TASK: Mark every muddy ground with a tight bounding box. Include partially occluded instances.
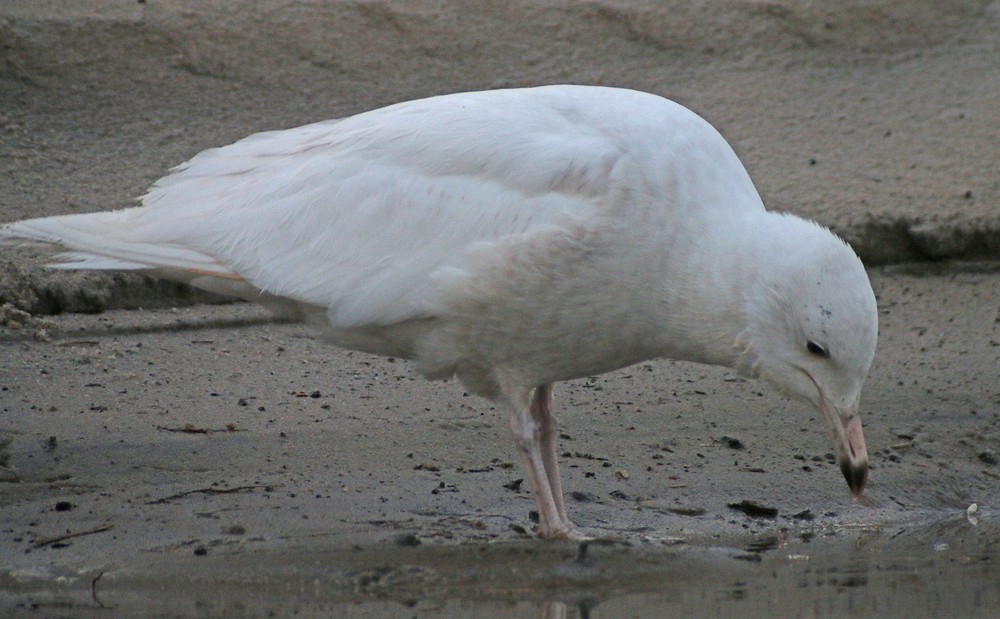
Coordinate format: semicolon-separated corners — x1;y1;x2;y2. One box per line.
1;1;998;616
1;268;998;616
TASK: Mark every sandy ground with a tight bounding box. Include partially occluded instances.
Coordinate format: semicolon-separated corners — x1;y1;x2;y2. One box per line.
1;268;998;615
1;1;999;616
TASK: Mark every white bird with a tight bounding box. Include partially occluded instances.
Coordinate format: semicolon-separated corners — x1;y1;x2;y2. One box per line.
1;85;877;539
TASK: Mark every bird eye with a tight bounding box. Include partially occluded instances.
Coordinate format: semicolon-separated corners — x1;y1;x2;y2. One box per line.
806;341;828;357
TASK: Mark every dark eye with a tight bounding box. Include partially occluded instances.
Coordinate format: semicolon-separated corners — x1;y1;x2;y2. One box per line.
806;341;828;357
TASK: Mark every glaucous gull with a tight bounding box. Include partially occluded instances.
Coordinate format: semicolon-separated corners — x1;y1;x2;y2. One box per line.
1;86;877;539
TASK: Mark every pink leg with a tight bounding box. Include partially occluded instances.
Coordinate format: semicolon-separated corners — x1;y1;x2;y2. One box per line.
531;384;570;524
508;384;581;539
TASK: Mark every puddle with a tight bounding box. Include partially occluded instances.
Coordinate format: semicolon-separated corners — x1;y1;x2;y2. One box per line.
3;513;997;617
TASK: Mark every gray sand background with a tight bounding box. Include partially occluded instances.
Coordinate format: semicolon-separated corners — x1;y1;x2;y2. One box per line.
1;1;998;616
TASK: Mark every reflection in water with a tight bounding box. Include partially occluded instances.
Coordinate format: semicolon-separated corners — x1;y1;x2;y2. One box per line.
543;600;598;619
542;601;566;619
11;514;996;617
533;515;998;618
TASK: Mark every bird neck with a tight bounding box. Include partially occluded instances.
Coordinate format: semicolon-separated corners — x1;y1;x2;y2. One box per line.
653;210;777;372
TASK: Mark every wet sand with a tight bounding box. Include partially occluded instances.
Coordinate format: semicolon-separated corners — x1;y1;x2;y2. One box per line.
1;1;999;616
5;516;1000;617
2;268;998;615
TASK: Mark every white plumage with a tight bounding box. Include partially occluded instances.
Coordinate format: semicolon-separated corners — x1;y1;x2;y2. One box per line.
1;85;878;538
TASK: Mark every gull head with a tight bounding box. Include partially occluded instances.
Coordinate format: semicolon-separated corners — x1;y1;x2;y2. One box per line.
738;215;878;497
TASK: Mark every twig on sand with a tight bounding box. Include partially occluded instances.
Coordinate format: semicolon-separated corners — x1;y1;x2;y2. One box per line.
155;423;239;434
91;571;109;608
146;484;267;505
33;524;113;548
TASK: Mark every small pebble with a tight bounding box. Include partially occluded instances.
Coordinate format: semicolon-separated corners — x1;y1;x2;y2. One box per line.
720;436;745;450
394;533;421;547
503;479;523;491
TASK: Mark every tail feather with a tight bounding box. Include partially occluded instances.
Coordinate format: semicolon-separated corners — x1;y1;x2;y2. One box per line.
48;251;152;271
0;210;238;279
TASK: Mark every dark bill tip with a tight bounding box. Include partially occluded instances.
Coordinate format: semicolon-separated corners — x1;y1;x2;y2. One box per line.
841;458;868;498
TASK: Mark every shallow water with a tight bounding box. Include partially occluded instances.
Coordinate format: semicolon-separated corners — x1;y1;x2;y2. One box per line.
5;513;997;618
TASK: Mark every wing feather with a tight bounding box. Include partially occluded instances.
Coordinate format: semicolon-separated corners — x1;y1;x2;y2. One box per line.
127;88;635;327
4;86;762;331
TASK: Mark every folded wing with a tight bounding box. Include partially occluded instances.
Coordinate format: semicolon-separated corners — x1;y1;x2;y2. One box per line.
2;87;633;328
